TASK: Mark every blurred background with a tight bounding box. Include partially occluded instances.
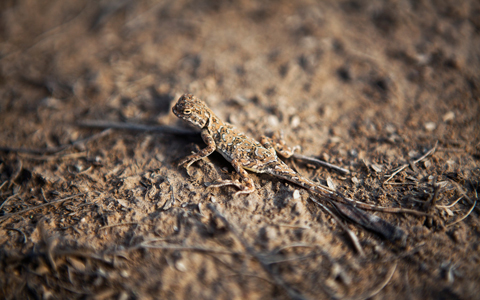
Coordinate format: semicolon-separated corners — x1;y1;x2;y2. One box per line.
1;1;479;299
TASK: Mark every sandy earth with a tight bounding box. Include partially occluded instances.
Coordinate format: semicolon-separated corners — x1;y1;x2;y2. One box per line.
0;0;479;299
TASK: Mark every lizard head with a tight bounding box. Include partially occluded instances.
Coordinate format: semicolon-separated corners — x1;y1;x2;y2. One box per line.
172;94;209;129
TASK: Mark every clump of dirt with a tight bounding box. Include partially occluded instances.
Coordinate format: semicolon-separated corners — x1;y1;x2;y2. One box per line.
0;0;479;299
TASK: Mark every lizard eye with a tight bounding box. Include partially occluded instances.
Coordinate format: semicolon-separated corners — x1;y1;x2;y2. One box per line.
183;109;192;115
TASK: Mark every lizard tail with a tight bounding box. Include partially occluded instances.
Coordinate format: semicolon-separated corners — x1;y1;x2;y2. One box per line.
265;161;407;242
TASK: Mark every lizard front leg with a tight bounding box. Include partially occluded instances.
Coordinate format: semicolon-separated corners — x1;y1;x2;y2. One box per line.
209;158;256;196
178;129;216;174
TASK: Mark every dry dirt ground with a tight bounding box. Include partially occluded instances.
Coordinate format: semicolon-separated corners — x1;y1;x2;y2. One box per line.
1;0;480;299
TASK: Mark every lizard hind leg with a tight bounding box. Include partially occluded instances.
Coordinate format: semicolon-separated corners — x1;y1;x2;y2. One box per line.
260;131;300;158
208;158;256;196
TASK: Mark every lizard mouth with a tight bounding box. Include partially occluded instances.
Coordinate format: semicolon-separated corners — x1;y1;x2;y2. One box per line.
172;103;182;117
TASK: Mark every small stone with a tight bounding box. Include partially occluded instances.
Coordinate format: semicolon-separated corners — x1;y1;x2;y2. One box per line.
120;270;130;278
293;190;301;199
444;207;454;217
370;163;383;173
267;115;279;128
326;177;336;189
290;115;301;128
424;160;432;168
385;124;396;134
424;122;436;131
443;111;455;122
175;261;187;272
408;150;419;158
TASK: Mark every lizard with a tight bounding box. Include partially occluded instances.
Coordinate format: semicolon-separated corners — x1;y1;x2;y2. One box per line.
172;93;419;241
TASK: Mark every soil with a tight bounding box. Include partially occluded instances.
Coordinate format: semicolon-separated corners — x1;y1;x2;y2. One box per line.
1;0;480;299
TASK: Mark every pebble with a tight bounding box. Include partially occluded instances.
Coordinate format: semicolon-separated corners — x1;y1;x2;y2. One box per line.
424;122;436;131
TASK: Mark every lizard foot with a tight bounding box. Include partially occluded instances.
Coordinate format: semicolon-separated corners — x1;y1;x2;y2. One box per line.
178;159;194;176
208;179;255;196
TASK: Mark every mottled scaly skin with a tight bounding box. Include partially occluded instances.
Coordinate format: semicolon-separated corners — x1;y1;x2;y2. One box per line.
173;93;334;196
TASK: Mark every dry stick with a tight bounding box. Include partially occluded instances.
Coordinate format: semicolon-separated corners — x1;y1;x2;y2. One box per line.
437;196;463;209
0;181;7;192
0;129;112;155
207;203;311;300
309;179;428;216
309;197;365;257
0;193;83;223
0;192;20;211
137;243;242;256
447;199;477;227
384;141;438;184
320;186;430;216
292;153;350;175
449;179;476;205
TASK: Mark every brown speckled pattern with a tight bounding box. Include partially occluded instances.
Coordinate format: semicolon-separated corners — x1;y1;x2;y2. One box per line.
173;93;328;196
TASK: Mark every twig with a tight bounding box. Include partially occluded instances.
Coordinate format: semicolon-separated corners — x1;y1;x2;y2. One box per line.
383;164;409;184
437;196;463;209
0;181;7;191
321;188;429;216
0;193;83;223
309;197;365;256
292;153;350;175
0;192;20;211
137;243;241;256
449;179;475;205
447;199;477;227
384;141;438;184
413;141;438;164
